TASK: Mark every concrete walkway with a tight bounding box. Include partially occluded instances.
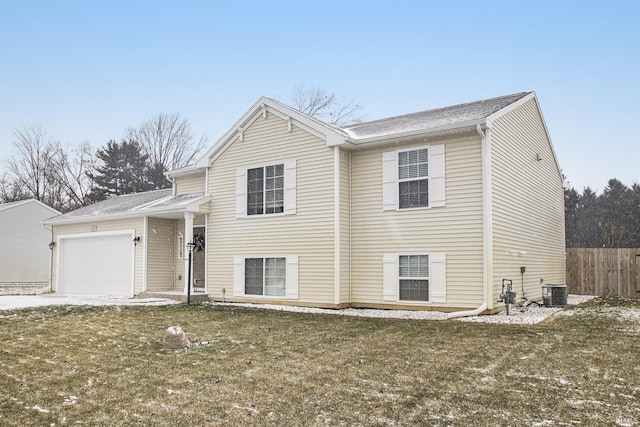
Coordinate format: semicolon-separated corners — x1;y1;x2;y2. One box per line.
0;294;179;311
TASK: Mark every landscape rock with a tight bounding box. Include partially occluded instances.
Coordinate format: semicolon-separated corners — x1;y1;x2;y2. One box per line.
163;326;189;349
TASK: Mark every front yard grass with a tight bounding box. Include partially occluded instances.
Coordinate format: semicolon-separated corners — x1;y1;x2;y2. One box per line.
1;298;639;426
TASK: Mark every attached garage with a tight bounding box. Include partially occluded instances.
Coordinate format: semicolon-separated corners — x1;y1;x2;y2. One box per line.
59;232;134;297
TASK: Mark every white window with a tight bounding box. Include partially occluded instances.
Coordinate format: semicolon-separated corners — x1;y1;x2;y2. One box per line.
399;255;429;301
398;149;429;209
247;164;284;215
244;257;286;296
236;160;296;218
383;252;446;303
233;255;298;299
177;233;184;259
383;144;445;210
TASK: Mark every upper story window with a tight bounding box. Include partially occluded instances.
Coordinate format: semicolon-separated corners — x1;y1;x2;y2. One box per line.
398;148;429;209
382;144;445;211
236;160;296;218
247;164;284;215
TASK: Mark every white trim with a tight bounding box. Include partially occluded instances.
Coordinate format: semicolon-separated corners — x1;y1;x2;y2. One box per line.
57;229;136;298
334;146;340;305
0;198;60;216
183;212;194;294
205;167;209;197
489;92;563;186
236;159;296;218
346;120;484;146
204;213;208;294
142;216;148;292
485;92;535;125
383;252;446;304
44;195;211;226
177;233;184;260
233;255;298;299
196;97;347;168
480;124;493;310
384;143;445;211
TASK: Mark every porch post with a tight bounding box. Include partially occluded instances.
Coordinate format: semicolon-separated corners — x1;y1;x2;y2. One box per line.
183;211;194;294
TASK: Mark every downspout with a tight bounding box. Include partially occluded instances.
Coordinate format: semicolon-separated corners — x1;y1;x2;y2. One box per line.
448;123;492;319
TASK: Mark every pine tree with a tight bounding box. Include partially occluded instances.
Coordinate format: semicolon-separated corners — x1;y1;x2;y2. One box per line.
88;139;168;202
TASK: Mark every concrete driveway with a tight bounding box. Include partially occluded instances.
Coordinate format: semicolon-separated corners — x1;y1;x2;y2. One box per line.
0;294;179;311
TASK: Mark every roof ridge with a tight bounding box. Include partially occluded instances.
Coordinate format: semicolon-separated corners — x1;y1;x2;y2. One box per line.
343;92;531;130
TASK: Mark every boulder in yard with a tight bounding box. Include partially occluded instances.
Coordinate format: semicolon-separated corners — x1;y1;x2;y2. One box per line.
163;326;190;349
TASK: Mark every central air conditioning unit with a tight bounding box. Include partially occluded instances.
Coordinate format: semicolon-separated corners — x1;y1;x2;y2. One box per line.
542;284;568;307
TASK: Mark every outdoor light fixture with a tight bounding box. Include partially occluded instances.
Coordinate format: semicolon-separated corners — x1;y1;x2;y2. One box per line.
48;241;56;249
186;241;196;305
133;236;141;246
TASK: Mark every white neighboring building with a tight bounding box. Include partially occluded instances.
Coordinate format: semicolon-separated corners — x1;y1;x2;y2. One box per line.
0;199;60;290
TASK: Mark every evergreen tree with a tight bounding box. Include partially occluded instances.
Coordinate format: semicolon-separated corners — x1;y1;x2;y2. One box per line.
575;187;601;247
599;179;633;248
89;139;168;202
564;186;580;247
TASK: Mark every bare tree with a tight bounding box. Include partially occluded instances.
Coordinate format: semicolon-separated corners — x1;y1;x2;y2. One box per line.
126;113;208;171
287;84;365;126
6;124;58;206
2;125;98;212
0;172;29;203
49;141;97;211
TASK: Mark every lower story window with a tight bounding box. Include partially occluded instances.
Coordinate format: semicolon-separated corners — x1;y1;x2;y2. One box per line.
399;255;429;301
245;257;286;296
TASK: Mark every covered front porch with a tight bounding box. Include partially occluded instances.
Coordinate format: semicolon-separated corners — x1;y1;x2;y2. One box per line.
138;192;210;299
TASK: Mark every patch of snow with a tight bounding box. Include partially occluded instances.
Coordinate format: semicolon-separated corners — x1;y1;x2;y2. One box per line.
0;294;179;310
232;404;259;415
63;396;78;406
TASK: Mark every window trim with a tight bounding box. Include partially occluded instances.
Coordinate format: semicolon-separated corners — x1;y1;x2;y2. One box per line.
247;164;285;216
383;252;446;304
382;144;445;212
233;255;299;299
177;233;184;260
397;146;430;210
398;254;430;302
236;159;296;219
244;256;287;297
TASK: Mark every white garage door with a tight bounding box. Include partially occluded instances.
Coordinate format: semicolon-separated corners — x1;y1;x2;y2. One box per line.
60;233;133;297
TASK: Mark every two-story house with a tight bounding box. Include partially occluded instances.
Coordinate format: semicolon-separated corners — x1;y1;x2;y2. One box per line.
44;91;565;314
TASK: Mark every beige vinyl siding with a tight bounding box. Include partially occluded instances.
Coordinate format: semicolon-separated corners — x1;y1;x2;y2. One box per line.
350;135;485;309
146;218;176;291
490;98;565;306
175;173;206;195
207;111;336;305
339;149;351;304
51;218;144;294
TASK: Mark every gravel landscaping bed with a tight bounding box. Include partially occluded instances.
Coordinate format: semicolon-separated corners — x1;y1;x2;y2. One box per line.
213;294;597;324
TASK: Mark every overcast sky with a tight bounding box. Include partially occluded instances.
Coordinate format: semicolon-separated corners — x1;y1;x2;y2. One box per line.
1;1;637;192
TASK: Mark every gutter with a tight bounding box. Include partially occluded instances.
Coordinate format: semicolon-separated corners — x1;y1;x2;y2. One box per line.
447;123;491;319
344;119;485;147
42;195;212;226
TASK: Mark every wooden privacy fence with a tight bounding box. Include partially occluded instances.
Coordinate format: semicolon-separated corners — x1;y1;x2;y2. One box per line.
566;248;640;298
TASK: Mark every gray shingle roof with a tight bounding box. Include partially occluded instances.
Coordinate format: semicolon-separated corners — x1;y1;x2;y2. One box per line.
49;189;172;220
343;92;531;140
